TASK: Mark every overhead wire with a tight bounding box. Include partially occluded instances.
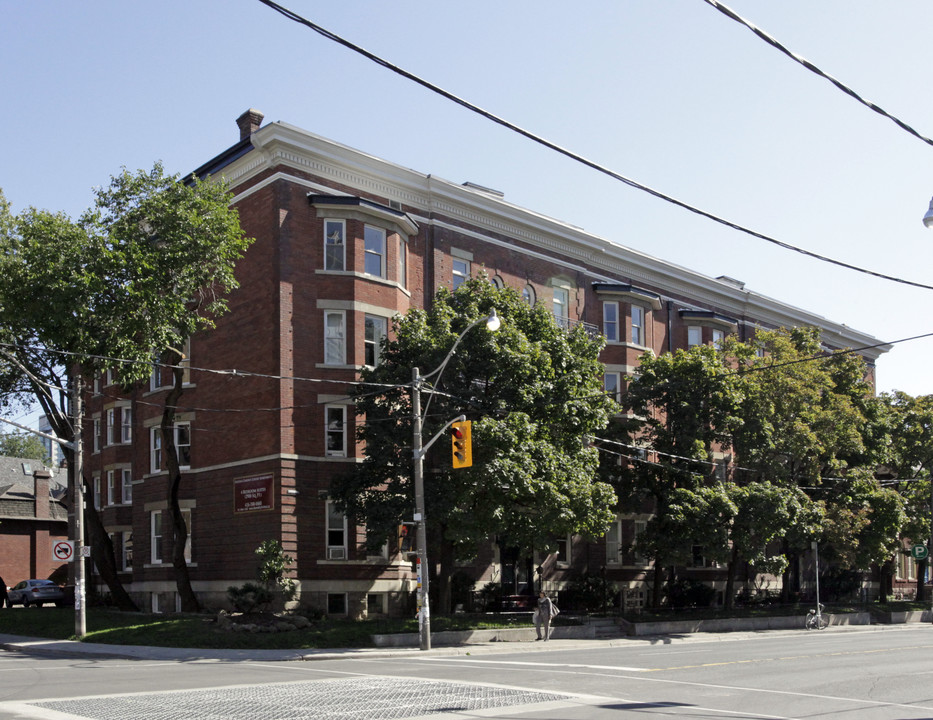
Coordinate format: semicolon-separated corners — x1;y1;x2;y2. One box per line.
256;0;933;292
702;0;933;149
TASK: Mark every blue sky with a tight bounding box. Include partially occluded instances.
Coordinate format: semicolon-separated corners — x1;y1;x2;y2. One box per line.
3;1;933;399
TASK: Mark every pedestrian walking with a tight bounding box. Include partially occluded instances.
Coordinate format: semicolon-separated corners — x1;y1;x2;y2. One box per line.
534;590;559;640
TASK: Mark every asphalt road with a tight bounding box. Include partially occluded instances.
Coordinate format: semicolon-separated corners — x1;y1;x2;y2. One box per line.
1;625;933;719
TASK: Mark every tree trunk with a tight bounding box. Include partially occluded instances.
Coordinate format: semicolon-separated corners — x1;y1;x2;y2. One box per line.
437;534;455;615
83;493;138;610
651;557;664;609
162;359;200;613
724;545;739;610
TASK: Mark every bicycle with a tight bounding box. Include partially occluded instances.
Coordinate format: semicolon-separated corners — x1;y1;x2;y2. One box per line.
805;602;827;630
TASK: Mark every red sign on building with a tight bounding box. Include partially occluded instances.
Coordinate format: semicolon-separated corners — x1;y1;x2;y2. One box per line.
234;474;275;513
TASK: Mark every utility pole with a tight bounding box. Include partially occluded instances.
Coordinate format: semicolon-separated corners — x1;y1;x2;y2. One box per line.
411;367;430;651
71;372;86;638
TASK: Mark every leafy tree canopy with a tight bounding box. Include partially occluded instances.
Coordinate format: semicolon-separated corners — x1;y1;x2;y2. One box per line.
0;430;49;463
331;277;618;559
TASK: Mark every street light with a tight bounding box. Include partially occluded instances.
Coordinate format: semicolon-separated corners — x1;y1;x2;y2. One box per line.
923;197;933;228
410;309;500;651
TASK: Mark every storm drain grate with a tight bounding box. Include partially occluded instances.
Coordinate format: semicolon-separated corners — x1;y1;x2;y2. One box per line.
34;676;567;720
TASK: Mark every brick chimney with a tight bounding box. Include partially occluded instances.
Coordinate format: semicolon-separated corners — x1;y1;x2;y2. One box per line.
34;468;51;520
236;109;264;141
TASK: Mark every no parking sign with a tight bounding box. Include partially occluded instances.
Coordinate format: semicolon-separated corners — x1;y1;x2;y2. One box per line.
52;540;74;563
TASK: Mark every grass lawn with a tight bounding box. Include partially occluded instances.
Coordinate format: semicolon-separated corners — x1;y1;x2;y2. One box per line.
0;608;535;650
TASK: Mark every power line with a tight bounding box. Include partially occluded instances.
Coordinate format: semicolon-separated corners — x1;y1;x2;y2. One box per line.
702;0;933;149
256;0;933;292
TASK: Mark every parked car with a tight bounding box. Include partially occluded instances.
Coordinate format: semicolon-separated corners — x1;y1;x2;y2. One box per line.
8;579;66;607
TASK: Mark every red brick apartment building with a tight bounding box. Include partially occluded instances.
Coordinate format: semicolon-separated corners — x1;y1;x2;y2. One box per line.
0;459;67;587
81;109;888;616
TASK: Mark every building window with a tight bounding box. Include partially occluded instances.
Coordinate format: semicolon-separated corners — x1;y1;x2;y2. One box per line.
605;517;622;564
150;428;162;473
604;372;621;403
121;407;133;443
150;423;190;472
93;417;101;453
327;593;348;615
325;405;346;457
633;520;647;565
150;511;163;564
367;593;386;615
552;287;569;328
106;409;115;446
687;326;702;347
121;469;133;504
324;219;345;271
364;315;387;367
522;285;536;305
603;302;619;342
106;470;115;506
93;476;101;510
631;305;645;346
555;535;571;566
324;311;346;365
712;328;724;347
326;500;347;560
176;423;191;468
364;225;386;277
452;258;470;290
181;508;192;564
398;238;407;288
122;532;133;571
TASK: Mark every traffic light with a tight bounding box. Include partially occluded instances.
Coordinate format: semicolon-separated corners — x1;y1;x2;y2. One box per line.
451;420;472;469
398;523;415;554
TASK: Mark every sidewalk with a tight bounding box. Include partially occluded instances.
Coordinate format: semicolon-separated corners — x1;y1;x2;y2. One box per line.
0;624;892;664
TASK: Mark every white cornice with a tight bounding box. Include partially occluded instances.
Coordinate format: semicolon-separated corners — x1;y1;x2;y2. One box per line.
217;122;889;360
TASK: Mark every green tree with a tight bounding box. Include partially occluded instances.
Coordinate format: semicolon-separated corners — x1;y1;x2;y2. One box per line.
612;344;743;608
0;166;251;612
0;431;50;463
873;391;933;600
331;278;617;612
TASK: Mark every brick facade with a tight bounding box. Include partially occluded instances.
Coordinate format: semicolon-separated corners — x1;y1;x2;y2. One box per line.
80;110;889;614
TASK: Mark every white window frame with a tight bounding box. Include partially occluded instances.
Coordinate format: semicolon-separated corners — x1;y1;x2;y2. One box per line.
631;305;646;346
121;407;133;443
522;285;536;305
326;500;347;560
93;417;101;453
687;325;702;347
150;510;163;564
324;219;346;271
604;372;621;403
712;328;725;347
363;225;386;278
175;422;191;469
93;476;101;510
122;532;133;571
106;408;115;446
364;314;387;367
398;237;407;288
324;311;346;366
552;287;569;328
452;258;470;290
325;405;347;457
106;470;115;506
150;427;162;473
605;516;622;564
603;302;619;342
121;468;133;504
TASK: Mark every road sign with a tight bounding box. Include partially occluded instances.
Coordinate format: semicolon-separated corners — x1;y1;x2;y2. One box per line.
911;544;929;560
52;540;74;562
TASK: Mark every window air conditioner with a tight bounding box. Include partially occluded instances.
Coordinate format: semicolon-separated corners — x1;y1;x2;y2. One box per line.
327;547;346;560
